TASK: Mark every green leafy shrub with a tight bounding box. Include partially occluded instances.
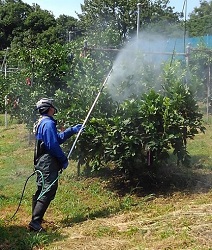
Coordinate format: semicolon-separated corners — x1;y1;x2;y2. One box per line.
76;83;205;178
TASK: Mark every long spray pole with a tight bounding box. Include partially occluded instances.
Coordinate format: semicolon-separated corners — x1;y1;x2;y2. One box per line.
67;68;113;159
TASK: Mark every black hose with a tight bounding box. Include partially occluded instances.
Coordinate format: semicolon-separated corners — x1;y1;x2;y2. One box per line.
6;171;36;222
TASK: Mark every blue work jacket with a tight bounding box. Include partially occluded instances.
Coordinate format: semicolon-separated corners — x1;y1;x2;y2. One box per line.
35;115;75;165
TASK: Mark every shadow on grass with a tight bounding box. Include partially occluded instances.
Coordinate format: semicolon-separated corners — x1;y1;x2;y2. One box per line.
81;158;212;197
189;154;212;169
0;224;67;250
0;194;7;199
59;159;212;228
60;206;119;227
108;164;212;197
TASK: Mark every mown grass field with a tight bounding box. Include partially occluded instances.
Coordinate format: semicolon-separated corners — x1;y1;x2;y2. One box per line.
0;114;211;250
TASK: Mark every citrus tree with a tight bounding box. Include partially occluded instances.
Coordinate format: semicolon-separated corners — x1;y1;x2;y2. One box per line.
73;60;205;178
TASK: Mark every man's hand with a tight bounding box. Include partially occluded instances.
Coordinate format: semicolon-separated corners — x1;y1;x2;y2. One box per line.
62;159;69;169
72;124;84;134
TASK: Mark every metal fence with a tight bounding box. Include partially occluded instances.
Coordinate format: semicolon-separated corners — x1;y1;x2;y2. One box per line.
165;35;212;54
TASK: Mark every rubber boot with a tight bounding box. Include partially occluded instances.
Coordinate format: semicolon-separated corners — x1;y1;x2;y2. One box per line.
29;200;50;232
32;194;37;214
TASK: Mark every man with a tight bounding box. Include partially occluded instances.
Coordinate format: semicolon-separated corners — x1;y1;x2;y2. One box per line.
29;98;82;232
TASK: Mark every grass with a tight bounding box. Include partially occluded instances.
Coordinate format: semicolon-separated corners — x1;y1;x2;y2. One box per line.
0;114;211;250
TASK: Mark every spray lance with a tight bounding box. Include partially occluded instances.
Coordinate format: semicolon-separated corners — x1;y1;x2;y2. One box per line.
34;68;113;202
38;68;113;199
67;67;113;159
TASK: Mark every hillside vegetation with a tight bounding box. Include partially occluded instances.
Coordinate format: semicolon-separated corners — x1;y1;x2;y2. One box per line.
0;115;211;250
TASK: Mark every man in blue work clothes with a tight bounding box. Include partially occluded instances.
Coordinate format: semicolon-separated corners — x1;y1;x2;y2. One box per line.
29;98;82;232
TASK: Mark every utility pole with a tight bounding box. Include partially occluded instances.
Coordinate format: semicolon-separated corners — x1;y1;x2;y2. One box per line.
31;57;35;85
2;48;9;128
185;44;191;88
4;95;8;128
207;62;211;121
83;40;88;57
137;3;142;39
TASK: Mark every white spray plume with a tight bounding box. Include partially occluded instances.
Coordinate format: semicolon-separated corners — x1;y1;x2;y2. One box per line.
106;31;179;102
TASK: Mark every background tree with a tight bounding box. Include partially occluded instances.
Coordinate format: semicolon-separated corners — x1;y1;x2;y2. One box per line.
187;0;212;37
187;45;212;106
56;15;80;43
20;8;57;48
0;0;80;50
0;0;32;49
78;0;182;47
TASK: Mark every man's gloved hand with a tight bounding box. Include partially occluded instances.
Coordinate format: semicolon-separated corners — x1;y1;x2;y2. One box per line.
62;158;69;169
72;124;83;134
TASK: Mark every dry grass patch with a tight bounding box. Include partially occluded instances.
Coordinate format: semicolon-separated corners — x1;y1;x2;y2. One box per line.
48;191;212;250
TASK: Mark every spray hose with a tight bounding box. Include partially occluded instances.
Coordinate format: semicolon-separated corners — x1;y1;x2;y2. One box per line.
7;171;36;221
7;68;113;221
7;169;59;221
